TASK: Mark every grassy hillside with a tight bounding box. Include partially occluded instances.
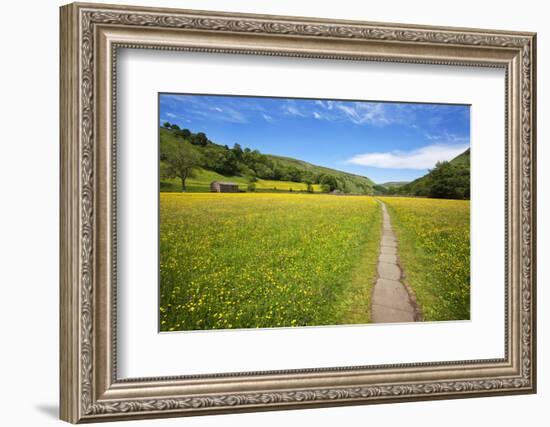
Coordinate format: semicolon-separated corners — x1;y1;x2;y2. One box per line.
267;154;375;193
398;149;470;199
380;181;409;188
374;181;410;195
449;148;470;167
160;168;248;193
160;126;373;194
160;168;323;193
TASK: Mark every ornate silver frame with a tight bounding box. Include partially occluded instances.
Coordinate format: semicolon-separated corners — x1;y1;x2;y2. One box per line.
60;2;537;423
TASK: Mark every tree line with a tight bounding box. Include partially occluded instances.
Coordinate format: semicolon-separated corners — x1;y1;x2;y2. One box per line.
376;157;470;200
160;122;372;194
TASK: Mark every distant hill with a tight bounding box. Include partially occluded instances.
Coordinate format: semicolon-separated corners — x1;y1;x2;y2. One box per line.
265;154;374;194
449;148;470;167
160;125;374;194
373;181;410;195
380;181;409;188
397;148;470;199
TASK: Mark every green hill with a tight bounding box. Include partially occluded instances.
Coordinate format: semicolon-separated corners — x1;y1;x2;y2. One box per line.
398;148;470;199
373;181;410;195
267;154;374;185
380;181;409;188
264;154;374;194
449;148;470;167
159;125;374;194
160;168;323;193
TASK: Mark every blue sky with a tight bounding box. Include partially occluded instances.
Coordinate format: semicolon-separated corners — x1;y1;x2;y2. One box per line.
159;94;470;183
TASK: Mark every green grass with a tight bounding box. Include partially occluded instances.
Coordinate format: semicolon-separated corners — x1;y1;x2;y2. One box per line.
160;167;323;193
160;193;382;331
159;127;373;194
266;154;374;190
254;179;322;192
380;197;470;321
160;168;249;192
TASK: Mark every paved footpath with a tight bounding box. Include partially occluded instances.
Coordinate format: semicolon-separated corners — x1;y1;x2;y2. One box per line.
371;202;416;323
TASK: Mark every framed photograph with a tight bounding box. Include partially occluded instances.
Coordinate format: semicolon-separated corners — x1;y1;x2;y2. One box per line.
60;2;537;423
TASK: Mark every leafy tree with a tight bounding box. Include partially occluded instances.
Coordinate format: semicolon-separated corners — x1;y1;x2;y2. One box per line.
395;150;470;199
175;128;191;139
272;167;284;181
159;124;378;194
203;148;239;176
233;143;243;159
320;174;338;192
373;184;389;195
427;161;470;199
306;182;314;193
191;132;208;147
247;182;256;192
161;139;202;191
340;178;350;193
286;167;302;183
254;163;273;179
163;121;171;128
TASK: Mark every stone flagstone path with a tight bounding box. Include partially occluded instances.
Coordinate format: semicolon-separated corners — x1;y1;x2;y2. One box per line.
371;201;416;323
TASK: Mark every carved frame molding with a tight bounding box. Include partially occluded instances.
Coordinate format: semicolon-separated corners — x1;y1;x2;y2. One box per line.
60;2;536;423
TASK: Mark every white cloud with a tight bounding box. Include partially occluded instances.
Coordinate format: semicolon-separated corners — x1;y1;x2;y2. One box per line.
424;131;469;144
315;100;334;110
205;106;247;123
347;143;469;169
223;108;247;123
262;113;274;122
163;112;191;123
311;100;390;125
283;104;306;117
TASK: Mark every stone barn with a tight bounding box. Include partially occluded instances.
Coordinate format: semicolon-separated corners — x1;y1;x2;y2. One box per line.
210;181;240;193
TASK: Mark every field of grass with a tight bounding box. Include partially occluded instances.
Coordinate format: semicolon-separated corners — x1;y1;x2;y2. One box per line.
160;193;382;331
380;197;470;321
160;168;248;192
160;167;322;193
254;179;322;192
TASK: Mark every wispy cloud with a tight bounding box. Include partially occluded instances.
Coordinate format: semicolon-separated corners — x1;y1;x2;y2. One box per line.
424;131;469;144
219;107;248;123
315;100;334;110
161;95;248;124
282;102;307;117
163;111;191;123
284;100;392;125
313;100;405;126
347;143;469;169
334;102;389;126
262;113;274;123
194;105;248;123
